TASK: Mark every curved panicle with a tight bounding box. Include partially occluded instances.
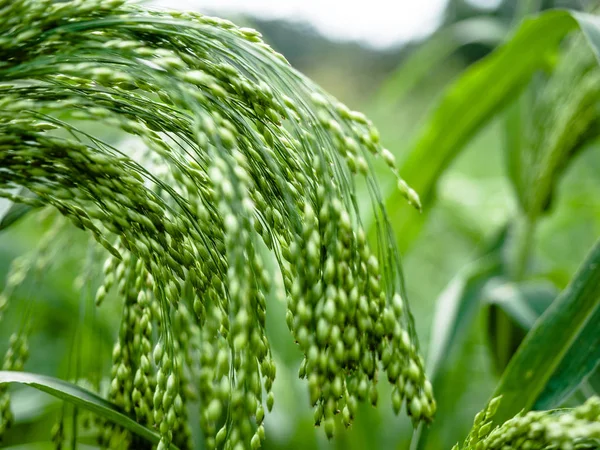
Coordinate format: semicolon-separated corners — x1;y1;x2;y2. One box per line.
0;1;433;449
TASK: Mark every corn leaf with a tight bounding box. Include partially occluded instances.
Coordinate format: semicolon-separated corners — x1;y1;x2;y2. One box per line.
491;237;600;424
0;371;177;449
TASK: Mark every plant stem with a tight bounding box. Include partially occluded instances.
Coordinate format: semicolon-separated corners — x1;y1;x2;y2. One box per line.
409;424;422;450
512;215;536;281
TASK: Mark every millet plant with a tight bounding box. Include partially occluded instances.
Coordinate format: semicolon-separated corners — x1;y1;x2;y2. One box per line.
0;1;598;450
0;0;432;448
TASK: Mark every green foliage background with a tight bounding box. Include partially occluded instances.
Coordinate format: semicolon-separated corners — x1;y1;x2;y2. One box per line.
1;0;600;448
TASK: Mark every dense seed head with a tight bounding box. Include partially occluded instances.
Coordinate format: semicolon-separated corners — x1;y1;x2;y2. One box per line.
0;0;434;446
456;396;600;450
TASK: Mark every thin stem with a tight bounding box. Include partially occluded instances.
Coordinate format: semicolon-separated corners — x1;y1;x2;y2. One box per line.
512;215;536;281
409;423;422;450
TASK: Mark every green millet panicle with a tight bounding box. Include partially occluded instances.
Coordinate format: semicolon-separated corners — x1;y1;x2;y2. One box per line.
0;0;434;447
455;396;600;450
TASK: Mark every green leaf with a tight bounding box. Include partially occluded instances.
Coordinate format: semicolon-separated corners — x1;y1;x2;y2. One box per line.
0;189;37;231
385;9;600;251
589;368;600;393
0;371;177;449
485;279;557;330
11;387;59;423
534;296;600;409
426;256;503;381
484;279;557;373
375;17;507;109
508;36;600;219
502;77;538;206
415;228;508;450
426;227;508;381
491;237;600;424
483;277;599;407
0;203;34;230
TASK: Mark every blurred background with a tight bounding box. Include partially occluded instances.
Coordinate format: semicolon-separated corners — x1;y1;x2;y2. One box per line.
2;0;600;449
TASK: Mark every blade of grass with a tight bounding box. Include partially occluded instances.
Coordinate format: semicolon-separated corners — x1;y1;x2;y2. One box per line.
534;300;600;409
491;237;600;424
483;277;598;407
0;371;178;449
